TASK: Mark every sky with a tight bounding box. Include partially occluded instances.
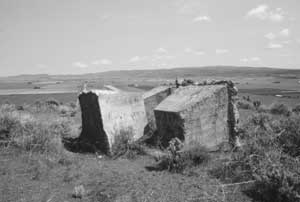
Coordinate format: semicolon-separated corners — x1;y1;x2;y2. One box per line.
0;0;300;76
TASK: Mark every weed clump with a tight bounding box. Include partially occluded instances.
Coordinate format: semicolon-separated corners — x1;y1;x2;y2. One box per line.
237;100;254;110
210;112;300;202
154;138;209;173
292;104;300;114
111;128;146;159
270;103;291;116
0;104;72;155
45;98;60;107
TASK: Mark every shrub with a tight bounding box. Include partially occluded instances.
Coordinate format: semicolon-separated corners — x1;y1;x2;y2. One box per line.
111;128;146;159
57;105;71;116
237;100;254;110
252;152;300;202
253;100;261;110
270;103;290;116
292;104;300;114
0;107;71;154
256;104;269;113
0;104;16;113
45;98;60;106
0;112;20;143
210;112;300;201
277;116;300;157
69;102;77;109
156;140;209;173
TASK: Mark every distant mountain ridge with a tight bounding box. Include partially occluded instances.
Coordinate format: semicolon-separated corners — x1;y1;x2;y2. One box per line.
1;66;300;82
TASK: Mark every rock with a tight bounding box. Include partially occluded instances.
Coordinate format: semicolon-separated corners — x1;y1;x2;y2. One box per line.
114;194;132;202
72;185;85;199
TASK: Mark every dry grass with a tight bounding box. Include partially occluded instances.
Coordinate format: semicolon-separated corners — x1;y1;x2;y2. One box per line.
0;102;253;202
1;97;299;202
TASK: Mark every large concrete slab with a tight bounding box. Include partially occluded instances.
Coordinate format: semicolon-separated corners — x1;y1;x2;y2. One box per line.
79;89;147;154
143;86;173;129
154;85;230;150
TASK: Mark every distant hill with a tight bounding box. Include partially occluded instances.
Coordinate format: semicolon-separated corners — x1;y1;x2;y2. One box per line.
1;66;300;82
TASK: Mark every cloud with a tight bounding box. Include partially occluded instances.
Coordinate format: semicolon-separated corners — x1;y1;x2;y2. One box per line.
246;5;285;22
175;0;203;15
152;55;175;61
264;29;290;41
92;59;112;65
216;49;229;54
193;16;212;22
73;62;88;69
240;58;249;63
184;48;192;53
36;64;47;70
240;57;261;63
282;40;290;44
194;51;205;55
100;59;112;65
279;28;289;37
264;32;276;40
156;47;168;54
129;56;147;63
267;43;283;49
184;48;205;55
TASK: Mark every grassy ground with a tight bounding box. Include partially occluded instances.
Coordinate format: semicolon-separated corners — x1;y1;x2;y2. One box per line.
0;93;299;202
0;101;254;202
0;147;253;202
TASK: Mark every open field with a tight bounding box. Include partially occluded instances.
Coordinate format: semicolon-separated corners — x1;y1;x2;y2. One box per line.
0;66;300;106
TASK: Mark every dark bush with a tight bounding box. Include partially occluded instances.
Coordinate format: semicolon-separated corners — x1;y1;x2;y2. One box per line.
253;100;261;110
0;107;70;154
111;128;146;159
252;152;300;202
270;103;290;116
210;112;300;201
46;98;60;106
277;116;300;157
237;100;254;110
292;104;300;114
157;145;209;173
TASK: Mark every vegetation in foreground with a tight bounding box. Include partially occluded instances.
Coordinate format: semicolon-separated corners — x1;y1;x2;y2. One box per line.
0;97;300;202
213;101;300;202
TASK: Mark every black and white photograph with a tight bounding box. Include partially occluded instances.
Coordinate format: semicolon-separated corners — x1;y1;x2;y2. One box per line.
0;0;300;201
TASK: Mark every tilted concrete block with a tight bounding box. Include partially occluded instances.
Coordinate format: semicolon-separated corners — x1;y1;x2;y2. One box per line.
154;84;234;150
143;86;173;129
79;89;147;154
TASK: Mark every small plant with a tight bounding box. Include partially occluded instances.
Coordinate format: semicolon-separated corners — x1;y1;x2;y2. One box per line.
237;100;254;110
292;104;300;114
210;112;300;202
156;138;209;173
45;98;60;106
277;116;300;157
253;100;261;110
111;128;146;159
270;103;290;116
251;152;300;202
0;106;71;154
